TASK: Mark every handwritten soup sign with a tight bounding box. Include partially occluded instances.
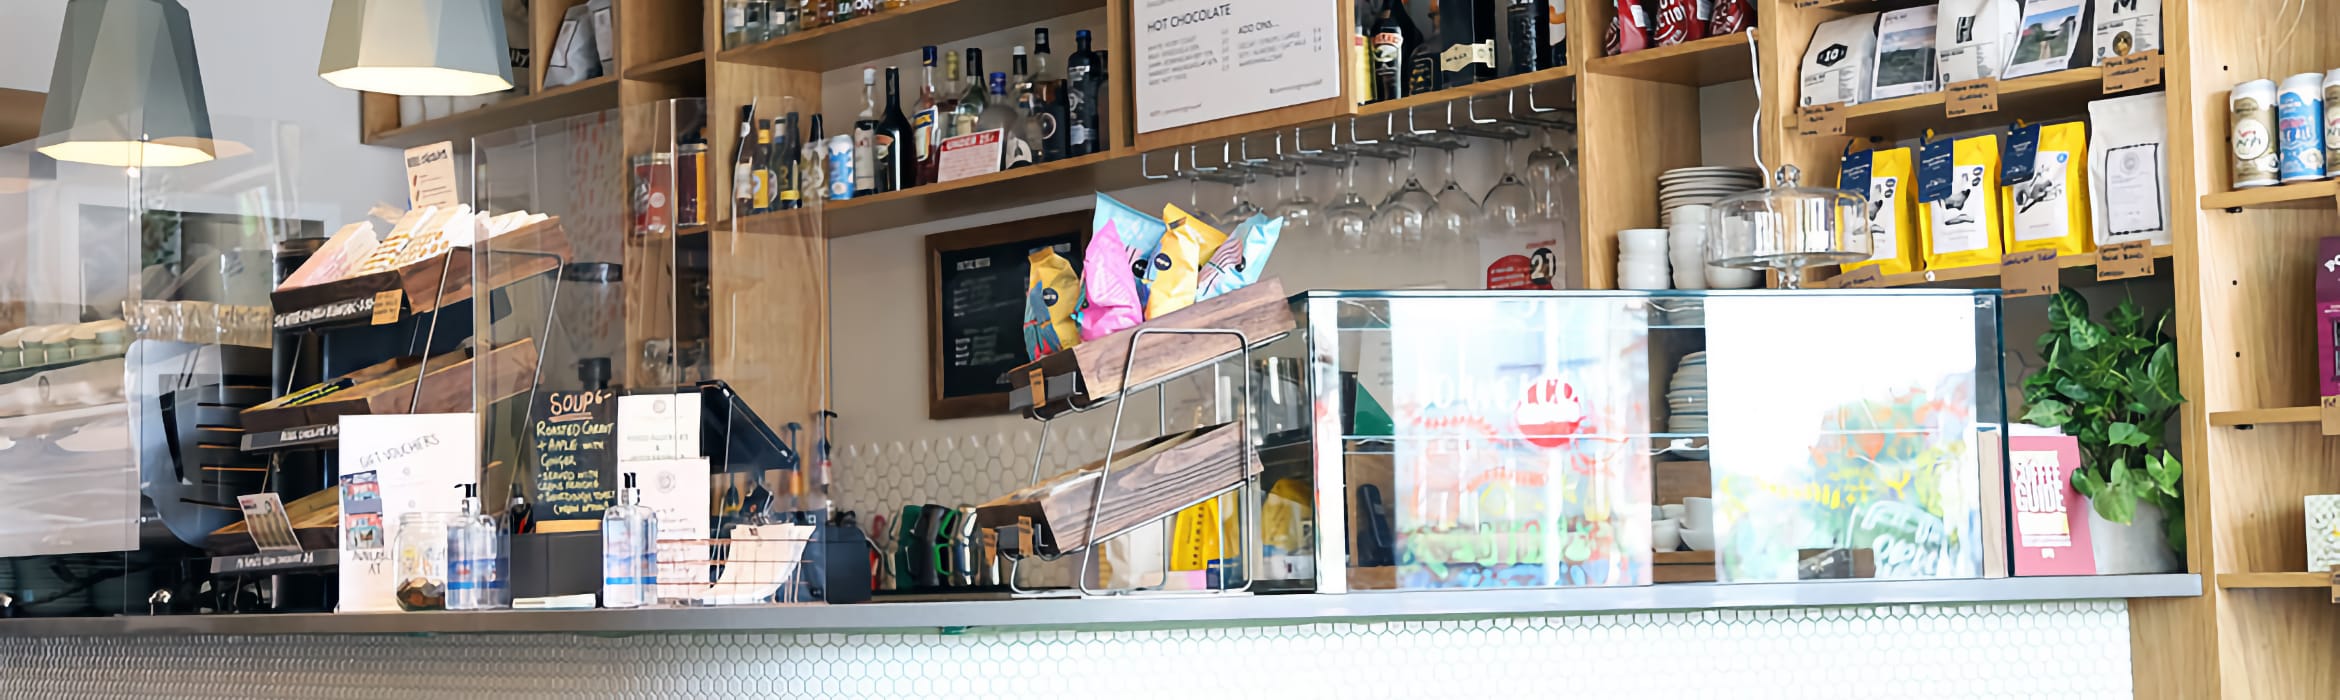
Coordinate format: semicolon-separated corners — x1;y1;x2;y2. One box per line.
531;389;617;531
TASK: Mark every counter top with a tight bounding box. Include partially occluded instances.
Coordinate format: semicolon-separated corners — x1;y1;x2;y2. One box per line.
0;574;2200;637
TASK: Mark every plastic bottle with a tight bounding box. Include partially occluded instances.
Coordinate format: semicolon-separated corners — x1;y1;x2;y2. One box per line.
602;473;659;608
445;484;508;610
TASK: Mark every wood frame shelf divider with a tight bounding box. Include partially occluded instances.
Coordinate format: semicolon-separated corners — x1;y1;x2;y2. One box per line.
627;51;709;83
1584;31;1754;86
1357;65;1578;119
1838;67;2105;138
2206;406;2321;427
715;0;1104;72
2199;180;2338;211
365;76;621;148
2215;572;2334;589
1867;245;2174;288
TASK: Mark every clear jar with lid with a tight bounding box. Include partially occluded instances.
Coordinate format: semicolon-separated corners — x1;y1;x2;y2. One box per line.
1704;165;1871;289
394;512;452;611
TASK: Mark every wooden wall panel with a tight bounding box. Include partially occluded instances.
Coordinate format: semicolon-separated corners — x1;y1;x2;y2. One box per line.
1574;72;1697;289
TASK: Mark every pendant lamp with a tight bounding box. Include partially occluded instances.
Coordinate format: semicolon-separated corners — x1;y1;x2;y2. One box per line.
37;0;215;168
318;0;513;97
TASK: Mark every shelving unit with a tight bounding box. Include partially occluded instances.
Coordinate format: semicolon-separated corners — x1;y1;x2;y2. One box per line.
2199;180;2339;211
1869;245;2176;289
716;0;1104;71
1840;67;2107;137
365;76;622;148
1584;32;1754;86
2207;406;2320;427
2216;572;2333;589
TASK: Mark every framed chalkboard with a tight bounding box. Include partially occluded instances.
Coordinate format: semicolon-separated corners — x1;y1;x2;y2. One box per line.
926;212;1089;419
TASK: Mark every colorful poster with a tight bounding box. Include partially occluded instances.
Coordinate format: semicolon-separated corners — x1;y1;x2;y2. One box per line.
337;413;476;613
1704;295;1987;582
1387;297;1651;588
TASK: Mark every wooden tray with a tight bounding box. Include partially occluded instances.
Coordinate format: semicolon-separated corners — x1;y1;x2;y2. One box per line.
974;422;1257;556
239;337;538;432
1004;278;1293;419
270;217;573;330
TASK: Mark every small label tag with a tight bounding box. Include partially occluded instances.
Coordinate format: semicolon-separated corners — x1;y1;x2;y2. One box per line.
2328;565;2338;604
2002;250;2059;298
1839;148;1875;194
1831;266;1885;288
1918;138;1957;203
2096;241;2156;280
369;290;403;325
2103;51;2164;93
1027;367;1046;408
1946;79;2001;117
2322;396;2340;437
2003;123;2043;184
1798;103;1846;137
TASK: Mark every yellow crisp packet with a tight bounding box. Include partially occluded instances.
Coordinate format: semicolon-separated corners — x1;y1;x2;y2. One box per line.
1147;204;1229;319
2005;122;2093;257
1022;248;1082;359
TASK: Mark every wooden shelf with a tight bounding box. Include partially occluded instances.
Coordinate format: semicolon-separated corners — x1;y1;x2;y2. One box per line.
1870;244;2174;288
821;150;1139;238
1586;32;1754;87
2200;180;2338;211
2216;572;2334;589
2207;406;2321;427
1358;66;1576;119
626;51;706;83
364;76;621;148
1838;67;2104;138
717;0;1103;72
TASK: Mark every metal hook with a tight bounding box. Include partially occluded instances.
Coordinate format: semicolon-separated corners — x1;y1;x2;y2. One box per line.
1141;150;1174;180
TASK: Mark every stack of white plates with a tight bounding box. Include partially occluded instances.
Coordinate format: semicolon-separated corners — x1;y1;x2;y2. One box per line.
1659;167;1763;227
1667;352;1708;436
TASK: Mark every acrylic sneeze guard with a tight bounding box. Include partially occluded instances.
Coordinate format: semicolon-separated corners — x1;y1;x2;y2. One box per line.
1294;289;2006;594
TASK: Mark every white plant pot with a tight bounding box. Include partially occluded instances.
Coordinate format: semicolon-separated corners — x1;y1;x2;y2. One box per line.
2087;501;2183;574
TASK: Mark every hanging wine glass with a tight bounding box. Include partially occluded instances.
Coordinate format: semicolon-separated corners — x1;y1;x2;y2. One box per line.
1524;128;1569;218
1325;155;1376;252
1482;135;1535;232
1272;161;1321;236
1426;145;1483;243
1218;169;1265;225
1372;148;1435;252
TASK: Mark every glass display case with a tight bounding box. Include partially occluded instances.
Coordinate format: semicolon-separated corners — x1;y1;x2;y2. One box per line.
1287;289;2007;593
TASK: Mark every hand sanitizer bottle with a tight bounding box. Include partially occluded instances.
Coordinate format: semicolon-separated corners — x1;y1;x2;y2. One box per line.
446;484;507;610
603;473;660;608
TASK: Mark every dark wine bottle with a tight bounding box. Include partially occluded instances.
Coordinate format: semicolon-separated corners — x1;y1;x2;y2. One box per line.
1065;29;1101;157
877;66;913;193
1439;0;1497;88
1504;0;1544;76
1370;0;1406;102
1405;2;1440;96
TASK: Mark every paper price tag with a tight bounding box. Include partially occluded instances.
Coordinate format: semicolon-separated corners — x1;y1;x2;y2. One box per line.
2322;396;2340;437
1027;367;1047;408
2095;241;2156;280
1946;79;2001;118
2328;565;2338;604
402;141;460;209
2102;51;2164;94
2001;250;2059;298
1831;266;1885;288
369;290;403;325
1793;0;1848;7
1798;103;1846;137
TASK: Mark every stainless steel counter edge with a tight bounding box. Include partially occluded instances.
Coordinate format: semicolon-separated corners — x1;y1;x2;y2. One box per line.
0;574;2202;637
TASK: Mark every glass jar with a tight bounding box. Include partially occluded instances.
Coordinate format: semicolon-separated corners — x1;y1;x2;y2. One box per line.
1703;165;1871;289
393;512;452;611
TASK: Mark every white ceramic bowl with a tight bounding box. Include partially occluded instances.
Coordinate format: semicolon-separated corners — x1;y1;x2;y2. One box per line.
1679;526;1715;551
1706;264;1762;289
1683;497;1716;531
1660;504;1687;520
1652;520;1683;551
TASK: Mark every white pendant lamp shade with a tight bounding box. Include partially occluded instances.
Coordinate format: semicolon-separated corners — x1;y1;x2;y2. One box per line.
319;0;514;97
37;0;215;168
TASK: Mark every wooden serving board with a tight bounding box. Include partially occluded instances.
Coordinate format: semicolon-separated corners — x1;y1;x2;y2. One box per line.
270;217;573;329
974;422;1256;556
239;337;538;432
1005;278;1293;418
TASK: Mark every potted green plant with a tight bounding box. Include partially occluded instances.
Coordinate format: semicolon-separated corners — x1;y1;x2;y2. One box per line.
2017;289;2185;573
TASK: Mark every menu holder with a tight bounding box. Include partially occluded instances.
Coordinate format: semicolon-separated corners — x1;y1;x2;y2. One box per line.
973;422;1256;557
238;337;540;432
1005;278;1295;419
925;212;1090;420
270;217;573;331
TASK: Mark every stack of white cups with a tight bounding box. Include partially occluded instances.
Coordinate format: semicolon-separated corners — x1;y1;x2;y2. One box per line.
1618;228;1670;290
1669;206;1711;290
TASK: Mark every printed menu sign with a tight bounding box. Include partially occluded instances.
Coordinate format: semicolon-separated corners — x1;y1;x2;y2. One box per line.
531;389;618;532
337;413;475;613
404;141;459;209
933;234;1081;403
1133;0;1343;134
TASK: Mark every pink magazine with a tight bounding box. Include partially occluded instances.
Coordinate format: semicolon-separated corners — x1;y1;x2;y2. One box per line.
2008;435;2095;576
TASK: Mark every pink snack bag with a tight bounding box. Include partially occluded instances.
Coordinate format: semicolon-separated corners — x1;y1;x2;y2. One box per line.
1081;221;1145;342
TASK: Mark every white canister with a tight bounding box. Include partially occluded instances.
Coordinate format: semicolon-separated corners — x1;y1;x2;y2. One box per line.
398;95;423;126
2231;78;2280;188
2278;72;2327;182
421;96;454;121
2323;69;2340;176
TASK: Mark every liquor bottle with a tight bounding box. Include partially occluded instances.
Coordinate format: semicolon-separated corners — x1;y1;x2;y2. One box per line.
600;474;657;609
832;0;852;24
853;67;880;196
913;47;943;186
878;66;913;192
1094;49;1110;150
952;48;989;140
798;0;825;31
771;1;793;39
731;104;756;215
881;0;907;10
1439;0;1497;88
1406;3;1440;96
750;121;775;213
1369;0;1407;102
1010;47;1045;166
853;0;875;19
939;48;964;139
1504;0;1545;76
1030;29;1068;162
800;114;826;205
986;72;1032;169
1065;30;1100;156
777;111;802;210
726;0;751;47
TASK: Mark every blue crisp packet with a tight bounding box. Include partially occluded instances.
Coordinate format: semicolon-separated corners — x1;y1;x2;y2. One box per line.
1093;193;1167;306
1198;215;1282;301
1022;280;1063;362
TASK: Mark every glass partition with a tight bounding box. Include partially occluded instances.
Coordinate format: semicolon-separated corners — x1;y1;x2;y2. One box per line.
1293;289;2007;593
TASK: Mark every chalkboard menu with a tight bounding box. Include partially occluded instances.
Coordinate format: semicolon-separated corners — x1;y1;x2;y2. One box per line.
927;212;1090;419
530;389;618;532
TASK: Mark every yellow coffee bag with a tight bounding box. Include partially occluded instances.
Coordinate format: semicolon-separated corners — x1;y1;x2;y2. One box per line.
2005;122;2093;256
1839;146;1922;275
1920;134;2005;270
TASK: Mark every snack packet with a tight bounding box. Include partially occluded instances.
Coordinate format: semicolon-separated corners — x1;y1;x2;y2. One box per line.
1081;221;1145;341
1148;204;1230;319
1021;248;1082;360
1198;215;1283;301
1094;193;1168;307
